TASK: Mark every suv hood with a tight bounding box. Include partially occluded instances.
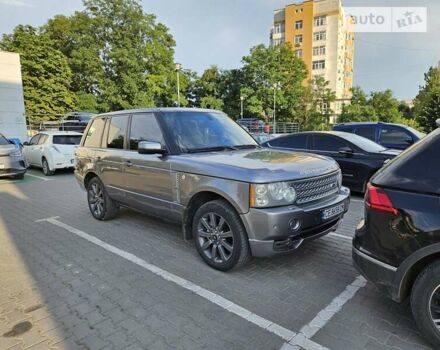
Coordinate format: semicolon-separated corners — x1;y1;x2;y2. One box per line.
170;148;339;183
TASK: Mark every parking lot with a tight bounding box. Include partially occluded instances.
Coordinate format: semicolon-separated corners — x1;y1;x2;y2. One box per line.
0;169;433;350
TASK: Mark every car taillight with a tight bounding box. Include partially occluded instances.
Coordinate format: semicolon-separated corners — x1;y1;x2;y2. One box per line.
365;183;398;215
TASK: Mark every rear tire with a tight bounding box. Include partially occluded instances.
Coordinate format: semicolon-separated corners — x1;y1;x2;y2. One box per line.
192;199;251;271
86;177;118;221
411;260;440;348
42;158;54;176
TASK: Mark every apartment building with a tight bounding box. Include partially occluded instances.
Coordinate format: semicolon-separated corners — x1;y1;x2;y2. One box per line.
270;0;354;118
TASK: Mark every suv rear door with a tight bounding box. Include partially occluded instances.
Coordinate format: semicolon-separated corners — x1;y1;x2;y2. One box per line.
123;113;173;217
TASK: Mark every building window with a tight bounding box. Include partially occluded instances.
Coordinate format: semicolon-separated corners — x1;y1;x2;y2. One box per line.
295;49;303;58
273;38;285;46
312;45;326;56
314;16;326;26
274;23;284;34
294;35;303;45
313;31;326;41
312;60;325;70
295;20;303;30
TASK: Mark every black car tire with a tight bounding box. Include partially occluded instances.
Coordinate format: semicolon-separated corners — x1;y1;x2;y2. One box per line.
411;260;440;348
87;177;118;221
42;158;55;176
192;199;250;271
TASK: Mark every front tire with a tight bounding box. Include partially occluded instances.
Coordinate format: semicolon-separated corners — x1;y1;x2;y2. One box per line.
411;260;440;348
86;177;118;221
192;199;250;271
42;158;54;176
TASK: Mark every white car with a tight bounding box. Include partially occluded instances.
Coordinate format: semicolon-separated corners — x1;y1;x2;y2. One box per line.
23;131;82;176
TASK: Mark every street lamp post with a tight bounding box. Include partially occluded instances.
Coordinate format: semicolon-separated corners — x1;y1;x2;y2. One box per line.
240;95;244;119
272;82;280;134
175;63;182;107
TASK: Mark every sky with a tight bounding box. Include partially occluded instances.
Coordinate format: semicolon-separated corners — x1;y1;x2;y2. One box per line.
0;0;439;100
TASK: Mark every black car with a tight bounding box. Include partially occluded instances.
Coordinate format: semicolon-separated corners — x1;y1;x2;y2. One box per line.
262;131;400;193
353;127;440;347
333;122;426;150
60;112;94;132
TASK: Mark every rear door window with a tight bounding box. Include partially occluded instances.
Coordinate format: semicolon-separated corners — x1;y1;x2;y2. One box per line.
107;115;129;149
355;127;376;141
313;135;348;152
129;113;163;150
83;118;106;148
374;129;440;194
0;134;10;145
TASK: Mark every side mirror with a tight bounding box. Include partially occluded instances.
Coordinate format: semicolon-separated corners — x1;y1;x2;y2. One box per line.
23;142;29;146
338;146;353;155
138;141;167;155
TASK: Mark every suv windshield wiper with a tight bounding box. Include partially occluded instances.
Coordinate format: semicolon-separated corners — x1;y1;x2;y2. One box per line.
232;144;260;149
186;146;238;153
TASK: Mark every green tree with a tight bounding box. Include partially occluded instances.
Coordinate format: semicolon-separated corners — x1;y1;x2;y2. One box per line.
43;0;178;112
240;43;308;121
414;67;440;132
192;65;224;109
0;25;75;121
368;90;401;123
339;87;376;123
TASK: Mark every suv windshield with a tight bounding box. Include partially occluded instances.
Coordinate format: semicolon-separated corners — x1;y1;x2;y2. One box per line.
53;135;82;145
161;111;258;153
0;133;10;146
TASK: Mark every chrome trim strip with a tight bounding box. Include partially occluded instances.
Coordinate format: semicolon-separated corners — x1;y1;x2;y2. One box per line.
353;247;397;272
106;185;182;206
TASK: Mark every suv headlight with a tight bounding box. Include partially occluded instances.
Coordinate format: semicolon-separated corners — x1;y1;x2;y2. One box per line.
337;170;343;189
250;182;297;208
9;149;22;157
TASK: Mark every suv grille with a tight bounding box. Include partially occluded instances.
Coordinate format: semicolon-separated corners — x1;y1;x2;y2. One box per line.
291;172;340;205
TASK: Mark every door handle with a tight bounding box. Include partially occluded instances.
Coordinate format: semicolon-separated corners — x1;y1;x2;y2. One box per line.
96;156;101;161
125;160;133;167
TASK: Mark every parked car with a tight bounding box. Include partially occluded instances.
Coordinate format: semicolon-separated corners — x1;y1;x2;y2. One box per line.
262;131;400;193
237;118;266;133
251;133;272;144
60;112;94;132
23;131;82;176
333;122;425;150
75;108;350;271
353;127;440;348
0;132;26;179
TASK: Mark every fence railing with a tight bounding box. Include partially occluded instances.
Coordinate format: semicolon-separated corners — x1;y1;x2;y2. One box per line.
237;119;300;134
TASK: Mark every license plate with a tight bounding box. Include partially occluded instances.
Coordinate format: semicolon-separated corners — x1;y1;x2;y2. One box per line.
321;203;344;221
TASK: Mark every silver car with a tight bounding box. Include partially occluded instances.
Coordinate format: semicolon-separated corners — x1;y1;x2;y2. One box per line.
75;108;350;270
0;133;26;179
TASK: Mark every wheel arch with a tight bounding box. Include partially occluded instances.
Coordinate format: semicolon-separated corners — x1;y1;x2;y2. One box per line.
182;190;244;240
396;246;440;301
84;171;99;189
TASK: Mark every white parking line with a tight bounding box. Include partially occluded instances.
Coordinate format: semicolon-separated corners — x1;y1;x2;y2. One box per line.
36;216;329;350
293;275;367;340
26;173;52;181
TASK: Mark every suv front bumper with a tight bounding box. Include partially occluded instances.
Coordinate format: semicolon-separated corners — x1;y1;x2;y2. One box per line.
0;156;26;178
241;187;350;257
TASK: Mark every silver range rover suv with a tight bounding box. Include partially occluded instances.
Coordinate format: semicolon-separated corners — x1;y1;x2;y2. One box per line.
75;108;350;271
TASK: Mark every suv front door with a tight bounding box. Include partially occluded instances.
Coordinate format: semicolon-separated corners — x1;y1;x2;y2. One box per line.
124;113;173;217
379;126;414;150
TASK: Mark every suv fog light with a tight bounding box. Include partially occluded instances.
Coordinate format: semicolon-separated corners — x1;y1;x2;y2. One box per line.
289;218;301;232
